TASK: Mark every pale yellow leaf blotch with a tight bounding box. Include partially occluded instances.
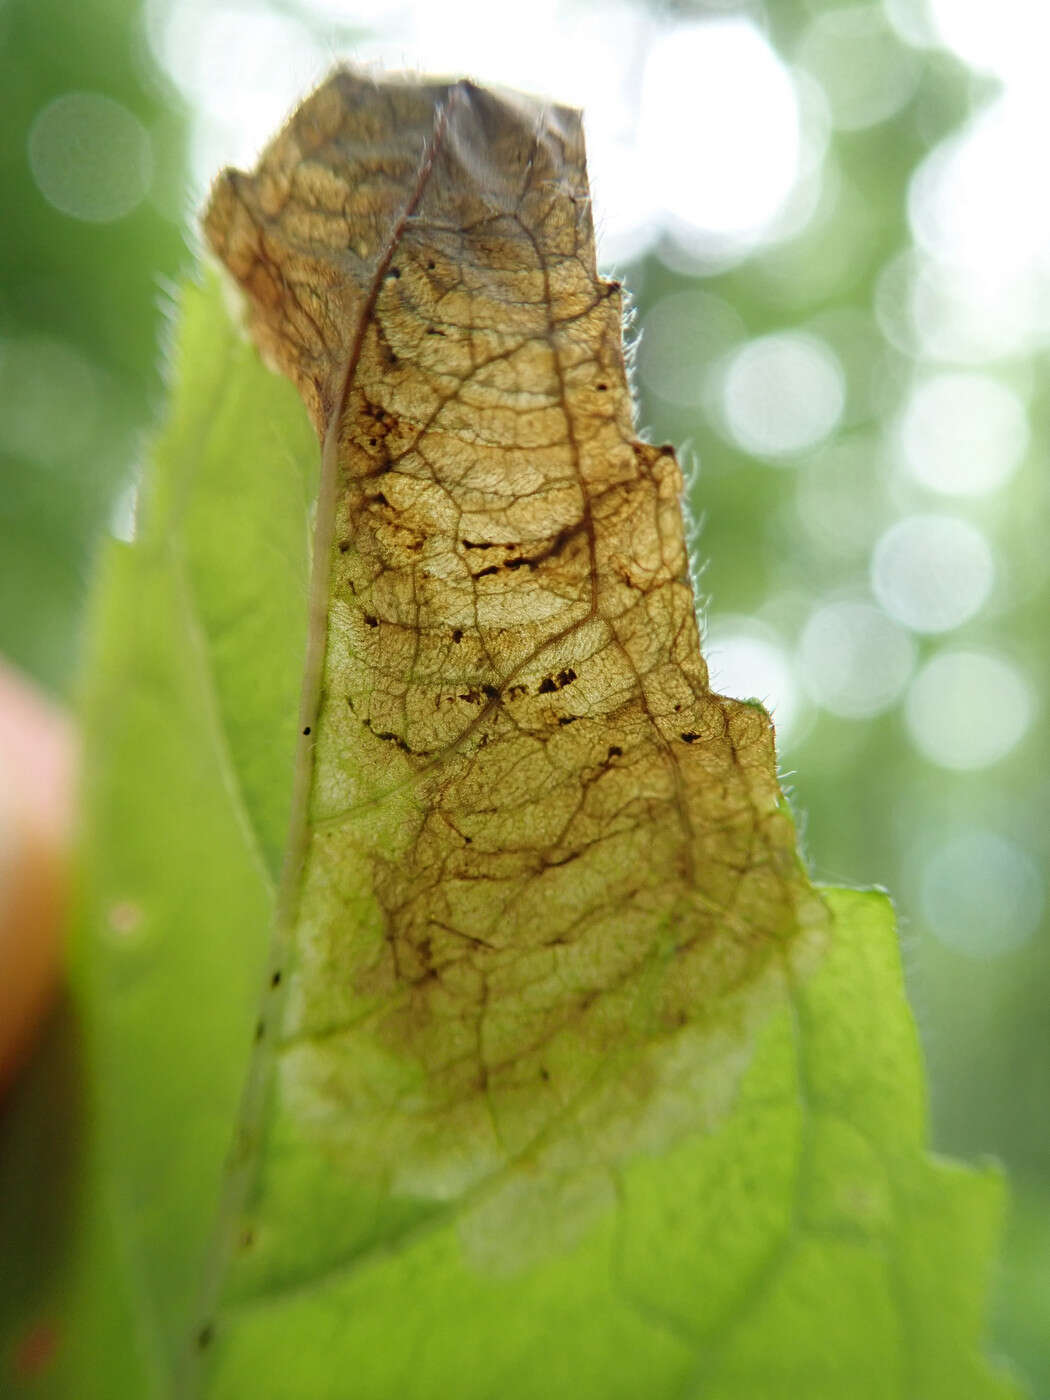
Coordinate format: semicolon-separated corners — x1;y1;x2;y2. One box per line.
204;68;826;1225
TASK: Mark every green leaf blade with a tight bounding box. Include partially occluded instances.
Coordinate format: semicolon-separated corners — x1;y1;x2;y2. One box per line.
1;273;318;1397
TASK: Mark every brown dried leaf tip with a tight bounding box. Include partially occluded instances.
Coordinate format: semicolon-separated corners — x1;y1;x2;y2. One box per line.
204;70;824;1180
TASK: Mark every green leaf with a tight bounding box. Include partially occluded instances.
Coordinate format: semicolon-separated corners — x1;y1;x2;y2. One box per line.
1;271;318;1396
0;73;1023;1398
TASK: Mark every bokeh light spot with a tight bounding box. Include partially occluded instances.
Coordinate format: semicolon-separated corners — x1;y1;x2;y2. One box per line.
639;19;800;239
910;97;1050;276
900;372;1028;496
905;649;1034;769
28;92;152;223
799;601;915;718
870;514;994;634
720;332;845;458
796;4;921;132
928;0;1050;81
921;830;1044;958
637;290;745;410
906;93;1050;358
883;0;940;48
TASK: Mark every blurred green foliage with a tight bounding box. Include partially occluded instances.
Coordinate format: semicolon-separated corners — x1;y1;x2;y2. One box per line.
1;0;1046;1391
1;0;188;690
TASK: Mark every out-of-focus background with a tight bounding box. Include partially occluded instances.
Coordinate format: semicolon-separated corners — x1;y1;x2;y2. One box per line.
2;0;1047;1385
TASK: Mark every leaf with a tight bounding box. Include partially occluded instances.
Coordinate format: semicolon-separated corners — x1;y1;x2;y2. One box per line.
0;262;319;1397
0;69;1022;1398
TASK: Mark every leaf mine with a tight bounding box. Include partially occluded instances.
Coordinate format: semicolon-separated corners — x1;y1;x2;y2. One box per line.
204;68;827;1232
